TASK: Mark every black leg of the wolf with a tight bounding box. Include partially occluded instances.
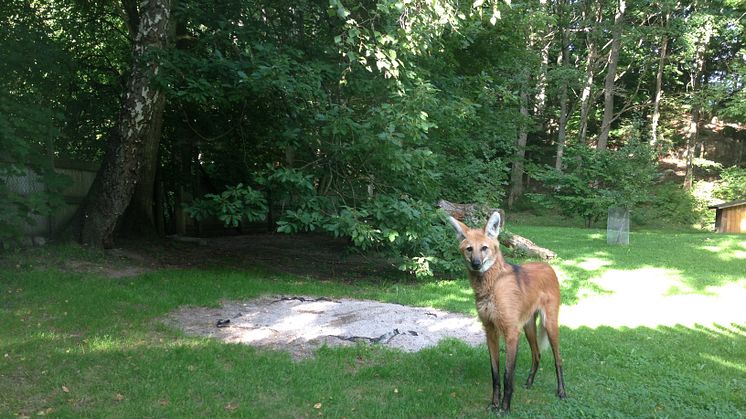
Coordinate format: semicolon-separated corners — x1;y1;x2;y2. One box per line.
523;313;541;388
545;312;567;400
485;325;501;411
501;333;520;413
490;359;501;411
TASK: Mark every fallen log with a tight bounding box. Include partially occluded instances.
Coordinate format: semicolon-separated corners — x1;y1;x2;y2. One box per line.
437;200;557;260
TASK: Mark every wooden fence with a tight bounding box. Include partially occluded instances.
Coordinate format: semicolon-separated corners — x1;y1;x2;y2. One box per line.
4;159;99;237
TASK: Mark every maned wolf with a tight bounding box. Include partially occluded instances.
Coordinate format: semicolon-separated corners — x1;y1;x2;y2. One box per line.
448;211;566;413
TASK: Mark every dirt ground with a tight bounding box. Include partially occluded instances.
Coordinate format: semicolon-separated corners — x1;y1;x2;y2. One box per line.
57;233;485;358
163;296;484;359
99;233;411;282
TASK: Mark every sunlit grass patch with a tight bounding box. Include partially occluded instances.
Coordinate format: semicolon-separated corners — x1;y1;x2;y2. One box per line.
701;353;746;373
701;238;746;262
561;268;746;329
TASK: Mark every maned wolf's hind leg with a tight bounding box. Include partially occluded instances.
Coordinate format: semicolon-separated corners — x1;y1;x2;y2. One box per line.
523;311;541;388
544;304;567;399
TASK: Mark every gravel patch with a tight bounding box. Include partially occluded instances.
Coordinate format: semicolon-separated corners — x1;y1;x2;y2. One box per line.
164;296;485;359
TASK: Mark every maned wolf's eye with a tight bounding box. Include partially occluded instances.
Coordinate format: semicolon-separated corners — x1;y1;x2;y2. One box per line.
481;245;489;252
465;246;473;252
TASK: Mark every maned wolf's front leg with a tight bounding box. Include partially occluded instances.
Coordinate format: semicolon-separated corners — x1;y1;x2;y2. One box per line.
501;329;520;413
485;324;501;410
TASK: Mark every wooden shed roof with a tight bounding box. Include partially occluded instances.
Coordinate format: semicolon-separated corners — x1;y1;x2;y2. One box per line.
708;199;746;210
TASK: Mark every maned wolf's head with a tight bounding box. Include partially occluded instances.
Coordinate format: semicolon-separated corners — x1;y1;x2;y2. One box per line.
448;211;503;273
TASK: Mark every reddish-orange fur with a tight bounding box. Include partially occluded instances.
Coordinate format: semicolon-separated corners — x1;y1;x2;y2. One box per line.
449;212;566;413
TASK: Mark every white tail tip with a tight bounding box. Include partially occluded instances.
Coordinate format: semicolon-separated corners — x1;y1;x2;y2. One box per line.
538;310;550;352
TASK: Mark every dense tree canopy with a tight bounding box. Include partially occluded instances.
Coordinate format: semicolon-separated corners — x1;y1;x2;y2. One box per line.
2;0;745;273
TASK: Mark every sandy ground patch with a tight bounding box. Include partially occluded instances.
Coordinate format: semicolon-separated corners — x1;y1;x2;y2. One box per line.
164;296;485;359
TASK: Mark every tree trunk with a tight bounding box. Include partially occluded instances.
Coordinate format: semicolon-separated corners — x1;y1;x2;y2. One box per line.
684;17;713;190
508;85;530;208
79;0;172;247
121;0;174;237
578;45;596;144
154;165;165;235
121;0;140;40
597;0;625;151
533;38;551;121
555;9;570;171
578;0;602;145
651;14;670;151
121;92;166;236
533;0;551;120
684;106;699;190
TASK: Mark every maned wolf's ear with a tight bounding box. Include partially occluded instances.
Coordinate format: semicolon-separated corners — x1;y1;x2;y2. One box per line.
484;211;502;239
448;216;468;241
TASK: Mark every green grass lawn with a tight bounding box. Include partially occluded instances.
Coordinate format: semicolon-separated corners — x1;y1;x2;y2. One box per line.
1;228;745;418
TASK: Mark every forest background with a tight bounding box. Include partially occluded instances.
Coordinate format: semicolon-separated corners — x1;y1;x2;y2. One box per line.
2;0;746;276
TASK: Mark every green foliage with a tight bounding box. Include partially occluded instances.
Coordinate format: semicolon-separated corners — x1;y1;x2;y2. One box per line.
632;182;711;228
0;96;63;241
256;166;316;213
277;195;461;277
0;2;72;242
185;184;268;227
9;0;745;258
713;166;746;202
0;179;54;243
154;0;530;276
530;141;658;227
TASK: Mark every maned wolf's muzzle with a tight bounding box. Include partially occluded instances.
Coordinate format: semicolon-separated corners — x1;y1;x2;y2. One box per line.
470;258;482;270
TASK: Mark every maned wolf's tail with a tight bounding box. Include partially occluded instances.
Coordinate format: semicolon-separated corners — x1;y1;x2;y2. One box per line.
538;309;550;352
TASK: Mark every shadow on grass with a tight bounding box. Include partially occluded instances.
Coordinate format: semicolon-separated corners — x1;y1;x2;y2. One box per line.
1;320;744;418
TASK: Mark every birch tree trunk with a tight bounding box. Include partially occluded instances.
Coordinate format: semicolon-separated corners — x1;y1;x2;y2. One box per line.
122;93;166;235
122;0;174;236
597;0;625;151
79;0;172;247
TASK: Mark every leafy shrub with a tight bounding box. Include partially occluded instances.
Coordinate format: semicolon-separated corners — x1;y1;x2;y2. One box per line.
277;195;461;277
185;184;268;227
529;141;657;227
632;182;711;228
713;166;746;202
